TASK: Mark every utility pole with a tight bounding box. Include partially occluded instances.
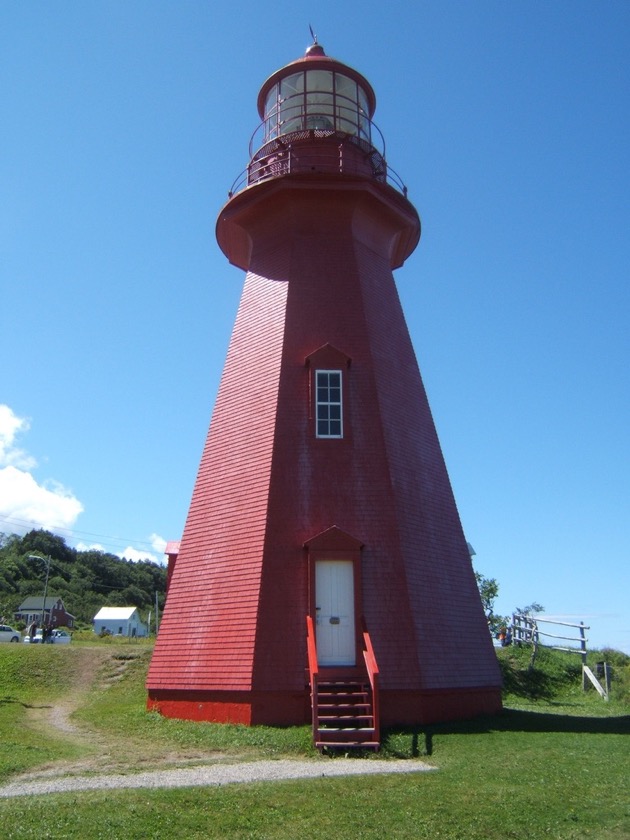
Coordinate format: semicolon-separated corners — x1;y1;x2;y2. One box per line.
28;554;51;628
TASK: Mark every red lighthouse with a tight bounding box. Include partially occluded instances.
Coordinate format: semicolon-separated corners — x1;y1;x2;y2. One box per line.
147;41;502;746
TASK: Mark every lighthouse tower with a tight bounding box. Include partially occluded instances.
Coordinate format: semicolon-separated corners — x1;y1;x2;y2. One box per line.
147;42;502;740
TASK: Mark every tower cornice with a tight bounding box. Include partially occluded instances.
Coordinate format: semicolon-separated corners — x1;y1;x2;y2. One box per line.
216;174;421;273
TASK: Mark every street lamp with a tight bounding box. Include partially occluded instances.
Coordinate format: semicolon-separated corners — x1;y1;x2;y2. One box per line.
27;554;51;628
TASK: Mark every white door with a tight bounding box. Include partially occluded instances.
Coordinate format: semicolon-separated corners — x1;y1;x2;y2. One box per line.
315;560;355;666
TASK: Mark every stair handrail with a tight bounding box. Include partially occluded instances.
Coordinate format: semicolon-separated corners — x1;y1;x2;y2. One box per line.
306;615;319;740
361;617;380;745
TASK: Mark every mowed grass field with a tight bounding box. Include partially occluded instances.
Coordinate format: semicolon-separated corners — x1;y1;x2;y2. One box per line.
0;640;628;839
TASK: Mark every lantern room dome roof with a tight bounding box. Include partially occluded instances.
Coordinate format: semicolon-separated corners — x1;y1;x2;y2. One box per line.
305;42;325;58
256;43;377;119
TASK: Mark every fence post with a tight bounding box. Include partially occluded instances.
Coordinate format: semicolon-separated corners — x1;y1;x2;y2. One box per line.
579;622;587;664
580;622;588;691
528;617;539;669
605;662;612;697
512;613;519;645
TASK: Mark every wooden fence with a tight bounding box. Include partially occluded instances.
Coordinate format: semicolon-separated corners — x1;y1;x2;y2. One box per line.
511;614;611;700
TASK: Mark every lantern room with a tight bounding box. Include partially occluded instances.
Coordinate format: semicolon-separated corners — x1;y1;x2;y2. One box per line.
258;42;376;144
235;43;394;194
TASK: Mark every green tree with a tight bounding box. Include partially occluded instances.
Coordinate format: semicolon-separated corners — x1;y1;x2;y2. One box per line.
19;529;74;564
0;529;167;626
475;571;509;635
515;601;544;616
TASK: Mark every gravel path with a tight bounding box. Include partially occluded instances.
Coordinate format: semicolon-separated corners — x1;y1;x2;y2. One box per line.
0;758;434;798
5;650;433;799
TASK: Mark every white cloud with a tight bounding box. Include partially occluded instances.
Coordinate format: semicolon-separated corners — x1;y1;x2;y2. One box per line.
74;536;168;565
0;404;36;470
0;404;83;534
75;542;106;552
120;546;158;562
0;465;84;532
0;404;166;563
119;534;167;565
150;533;167;554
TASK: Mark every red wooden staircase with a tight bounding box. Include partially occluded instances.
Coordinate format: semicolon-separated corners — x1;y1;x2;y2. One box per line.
313;680;380;751
306;616;381;752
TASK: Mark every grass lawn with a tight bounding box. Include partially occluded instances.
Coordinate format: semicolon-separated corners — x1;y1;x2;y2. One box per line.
0;641;628;839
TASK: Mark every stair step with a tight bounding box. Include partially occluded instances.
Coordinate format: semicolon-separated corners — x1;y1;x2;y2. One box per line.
317;703;370;714
317;725;376;731
318;709;373;715
318;685;368;693
317;691;369;700
312;678;379;750
319;725;374;730
315;741;380;750
317;728;376;738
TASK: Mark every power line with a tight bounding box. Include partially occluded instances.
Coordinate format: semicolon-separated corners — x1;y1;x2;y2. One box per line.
0;513;170;557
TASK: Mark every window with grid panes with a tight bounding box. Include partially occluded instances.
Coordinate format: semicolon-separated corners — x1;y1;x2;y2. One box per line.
316;370;343;438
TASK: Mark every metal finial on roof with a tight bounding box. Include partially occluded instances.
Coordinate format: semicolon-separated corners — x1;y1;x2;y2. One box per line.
305;25;325;56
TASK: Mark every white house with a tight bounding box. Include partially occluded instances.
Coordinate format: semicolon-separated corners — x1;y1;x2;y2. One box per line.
93;607;148;638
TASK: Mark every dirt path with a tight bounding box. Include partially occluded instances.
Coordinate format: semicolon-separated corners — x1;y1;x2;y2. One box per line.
25;646;138;734
8;646;433;798
38;646;106;735
20;647;239;781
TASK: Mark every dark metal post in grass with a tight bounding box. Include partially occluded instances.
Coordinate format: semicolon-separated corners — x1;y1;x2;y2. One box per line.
28;554;51;630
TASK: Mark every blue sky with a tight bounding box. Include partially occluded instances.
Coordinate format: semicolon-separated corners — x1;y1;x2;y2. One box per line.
1;2;628;653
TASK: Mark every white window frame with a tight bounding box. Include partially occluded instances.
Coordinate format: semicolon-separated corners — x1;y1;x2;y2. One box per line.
315;369;343;438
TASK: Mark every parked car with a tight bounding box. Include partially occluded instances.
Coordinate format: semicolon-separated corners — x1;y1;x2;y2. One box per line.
50;629;72;644
0;624;20;643
23;628;72;644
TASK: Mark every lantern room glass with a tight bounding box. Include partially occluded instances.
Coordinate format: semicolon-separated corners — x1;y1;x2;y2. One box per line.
262;69;372;146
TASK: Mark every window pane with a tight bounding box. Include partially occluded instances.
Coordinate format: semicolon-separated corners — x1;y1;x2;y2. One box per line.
281;73;304;97
306;92;334;110
358;113;370;142
334;76;360;138
335;73;356;101
358;88;369;115
315;369;343;438
279;99;304;133
336;113;357;136
264;84;278;119
306;70;333;92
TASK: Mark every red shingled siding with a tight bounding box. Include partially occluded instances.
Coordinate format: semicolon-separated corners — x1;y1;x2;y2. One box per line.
147;271;288;691
147;181;501;720
355;239;500;690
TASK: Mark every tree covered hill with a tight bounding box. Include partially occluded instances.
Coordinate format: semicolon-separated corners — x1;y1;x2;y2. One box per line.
0;530;167;628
